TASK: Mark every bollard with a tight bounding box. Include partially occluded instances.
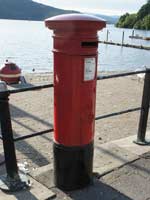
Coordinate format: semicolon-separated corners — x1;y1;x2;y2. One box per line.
45;14;106;190
0;81;30;192
134;69;150;145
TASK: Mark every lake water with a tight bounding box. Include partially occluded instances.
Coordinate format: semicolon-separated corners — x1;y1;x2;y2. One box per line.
0;19;150;73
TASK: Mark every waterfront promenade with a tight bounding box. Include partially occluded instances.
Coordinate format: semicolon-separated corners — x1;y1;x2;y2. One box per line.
0;73;150;199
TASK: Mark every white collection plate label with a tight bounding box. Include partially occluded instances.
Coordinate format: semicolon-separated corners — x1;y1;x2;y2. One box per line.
84;58;96;81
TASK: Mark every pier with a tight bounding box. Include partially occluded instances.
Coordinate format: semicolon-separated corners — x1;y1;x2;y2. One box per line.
99;40;150;50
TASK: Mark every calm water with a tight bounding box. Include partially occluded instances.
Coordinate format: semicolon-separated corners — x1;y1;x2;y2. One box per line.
0;19;150;73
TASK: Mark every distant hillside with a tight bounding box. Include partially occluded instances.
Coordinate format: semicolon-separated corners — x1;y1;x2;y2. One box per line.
0;0;78;21
116;0;150;30
94;14;119;24
0;0;119;24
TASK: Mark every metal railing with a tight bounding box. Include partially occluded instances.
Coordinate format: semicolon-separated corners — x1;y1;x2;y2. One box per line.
0;68;150;191
9;83;54;94
0;83;54;191
97;69;150;145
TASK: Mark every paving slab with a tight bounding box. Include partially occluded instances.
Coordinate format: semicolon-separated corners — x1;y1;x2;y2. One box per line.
30;144;136;189
48;152;150;200
30;134;150;187
30;135;141;189
111;133;150;156
8;134;150;200
101;152;150;200
0;175;56;200
51;178;133;200
30;163;55;189
94;142;138;175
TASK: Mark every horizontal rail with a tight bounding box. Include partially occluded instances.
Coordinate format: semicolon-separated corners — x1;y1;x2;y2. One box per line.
14;128;54;142
95;107;141;121
97;70;148;80
0;70;149;95
9;83;54;94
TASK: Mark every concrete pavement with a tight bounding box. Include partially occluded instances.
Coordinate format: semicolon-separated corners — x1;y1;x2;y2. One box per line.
0;133;150;200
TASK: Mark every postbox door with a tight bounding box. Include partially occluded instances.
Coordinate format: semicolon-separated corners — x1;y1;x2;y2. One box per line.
54;53;97;146
80;56;97;145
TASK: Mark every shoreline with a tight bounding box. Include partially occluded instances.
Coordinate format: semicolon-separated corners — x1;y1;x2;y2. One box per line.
22;69;145;84
23;69;143;76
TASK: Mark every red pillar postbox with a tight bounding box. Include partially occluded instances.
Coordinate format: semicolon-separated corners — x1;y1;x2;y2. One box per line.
45;14;106;190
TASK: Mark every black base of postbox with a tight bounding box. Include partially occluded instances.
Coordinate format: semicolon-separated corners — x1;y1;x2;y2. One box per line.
53;141;94;191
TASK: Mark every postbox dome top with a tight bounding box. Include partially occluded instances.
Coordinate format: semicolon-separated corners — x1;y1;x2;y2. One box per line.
45;13;106;31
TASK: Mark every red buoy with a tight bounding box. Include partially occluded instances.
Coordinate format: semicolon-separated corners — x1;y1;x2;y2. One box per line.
0;61;21;84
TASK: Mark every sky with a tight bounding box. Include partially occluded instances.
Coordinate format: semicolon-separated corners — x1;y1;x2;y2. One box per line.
34;0;147;16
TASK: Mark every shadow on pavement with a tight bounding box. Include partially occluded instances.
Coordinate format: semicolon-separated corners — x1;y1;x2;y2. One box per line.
10;104;53;128
6;104;53;167
3;189;39;200
68;179;133;200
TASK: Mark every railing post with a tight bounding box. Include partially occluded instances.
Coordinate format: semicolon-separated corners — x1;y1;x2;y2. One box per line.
0;81;30;192
134;69;150;145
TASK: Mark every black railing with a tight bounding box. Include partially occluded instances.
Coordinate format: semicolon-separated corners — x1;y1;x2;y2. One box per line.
97;69;150;145
95;107;141;121
13;128;54;142
97;70;147;80
0;83;54;191
9;83;54;94
0;68;150;191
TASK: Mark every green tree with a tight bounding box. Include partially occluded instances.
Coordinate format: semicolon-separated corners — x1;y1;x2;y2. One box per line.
123;14;137;28
116;13;129;27
136;2;150;20
142;14;150;29
116;1;150;30
116;13;137;28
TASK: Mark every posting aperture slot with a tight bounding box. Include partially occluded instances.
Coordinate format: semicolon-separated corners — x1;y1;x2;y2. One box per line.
81;42;98;48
